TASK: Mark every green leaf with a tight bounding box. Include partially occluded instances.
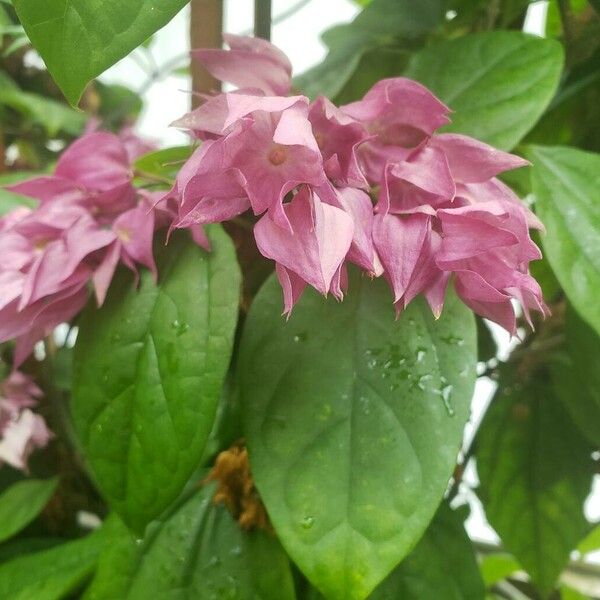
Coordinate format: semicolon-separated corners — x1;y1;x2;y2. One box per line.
0;72;85;136
95;81;143;127
0;478;58;543
529;145;600;336
239;272;476;600
334;47;409;105
369;504;484;599
295;0;443;99
84;485;295;600
480;553;521;587
406;32;564;150
476;369;594;595
306;504;484;599
561;586;591;600
12;0;190;106
553;306;600;445
71;228;241;532
0;529;104;600
134;146;193;184
578;524;600;554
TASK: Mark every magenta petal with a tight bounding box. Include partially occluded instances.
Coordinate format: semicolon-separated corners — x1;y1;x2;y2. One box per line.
172;94;306;137
380;145;455;214
7;176;84;204
454;272;516;334
276;263;306;317
55;132;131;191
373;212;432;303
341;77;451;143
192;34;292;95
332;187;382;275
113;202;157;279
308;96;369;188
432;134;530;183
254;187;354;295
93;241;121;306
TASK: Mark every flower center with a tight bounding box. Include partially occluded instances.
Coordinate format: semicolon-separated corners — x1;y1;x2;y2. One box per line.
268;145;288;166
116;227;132;243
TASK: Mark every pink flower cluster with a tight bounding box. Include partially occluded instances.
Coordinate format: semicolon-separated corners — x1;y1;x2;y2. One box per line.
0;371;51;471
0;131;161;365
168;34;548;333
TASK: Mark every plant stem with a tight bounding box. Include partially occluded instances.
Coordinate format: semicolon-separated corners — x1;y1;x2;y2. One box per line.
189;0;224;106
254;0;272;41
557;0;575;48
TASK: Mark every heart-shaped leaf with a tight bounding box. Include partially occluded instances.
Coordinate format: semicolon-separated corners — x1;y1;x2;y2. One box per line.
72;228;240;532
12;0;190;105
239;273;476;600
84;484;295;600
406;32;563;150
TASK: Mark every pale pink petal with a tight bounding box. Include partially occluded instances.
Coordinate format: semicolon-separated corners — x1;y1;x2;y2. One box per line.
431;134;529;183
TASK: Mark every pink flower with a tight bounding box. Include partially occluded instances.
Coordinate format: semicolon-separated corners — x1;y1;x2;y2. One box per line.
308;96;369;188
436;201;548;333
254;186;354;314
166;141;250;231
0;372;52;472
0;130;161;364
8;132;136;221
93;199;158;305
373;211;447;316
192;33;292;95
340;78;451;182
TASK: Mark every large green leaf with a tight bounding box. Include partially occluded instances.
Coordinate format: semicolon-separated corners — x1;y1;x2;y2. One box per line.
12;0;190;105
529;145;600;336
0;529;104;600
239;272;476;600
307;504;484;599
476;369;594;596
406;32;563;150
295;0;443;99
0;477;58;543
553;306;600;446
72;228;241;532
84;484;295;600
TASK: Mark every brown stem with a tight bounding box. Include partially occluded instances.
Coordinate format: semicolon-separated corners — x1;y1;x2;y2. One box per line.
189;0;224;107
558;0;575;48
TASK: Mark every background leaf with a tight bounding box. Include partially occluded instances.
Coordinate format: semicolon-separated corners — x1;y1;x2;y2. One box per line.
295;0;443;99
0;478;58;543
134;146;194;184
85;484;295;600
476;368;594;595
406;32;563;150
368;504;484;599
552;305;600;446
0;529;104;600
0;72;85;136
239;272;476;600
12;0;190;105
529;145;600;336
72;228;241;532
